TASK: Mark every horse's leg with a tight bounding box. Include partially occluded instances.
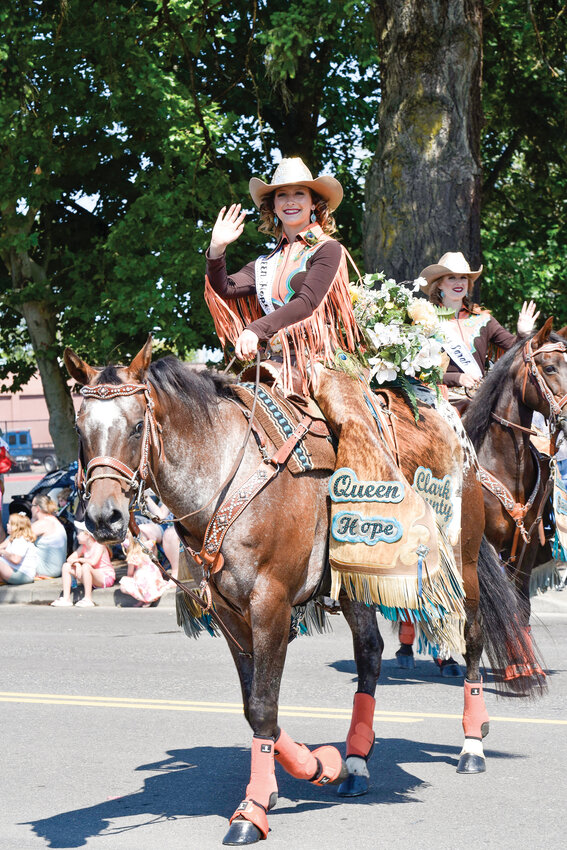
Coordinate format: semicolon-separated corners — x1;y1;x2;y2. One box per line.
395;619;416;669
222;589;347;846
219;602;280;846
458;485;490;775
335;595;383;796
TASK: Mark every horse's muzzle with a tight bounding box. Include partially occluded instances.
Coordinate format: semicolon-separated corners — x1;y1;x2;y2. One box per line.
85;499;129;544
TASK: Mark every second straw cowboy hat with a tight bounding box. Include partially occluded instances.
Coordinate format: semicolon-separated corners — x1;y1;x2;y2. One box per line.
249;157;344;212
419;252;483;296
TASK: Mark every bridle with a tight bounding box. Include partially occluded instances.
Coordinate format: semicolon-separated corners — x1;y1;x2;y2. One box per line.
78;380;163;508
521;336;567;432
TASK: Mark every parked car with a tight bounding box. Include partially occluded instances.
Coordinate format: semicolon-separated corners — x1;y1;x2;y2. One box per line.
2;429;58;473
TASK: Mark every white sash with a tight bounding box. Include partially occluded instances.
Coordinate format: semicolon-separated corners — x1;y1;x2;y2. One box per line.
440;321;483;379
255;250;281;316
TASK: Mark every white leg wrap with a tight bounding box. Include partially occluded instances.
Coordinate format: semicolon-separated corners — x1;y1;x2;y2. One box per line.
346;755;369;778
459;737;485;758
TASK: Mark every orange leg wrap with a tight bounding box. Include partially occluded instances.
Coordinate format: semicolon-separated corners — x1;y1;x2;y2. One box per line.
274;728;319;781
346;692;376;759
229;736;278;839
462;679;490;740
274;729;344;785
399;621;415;645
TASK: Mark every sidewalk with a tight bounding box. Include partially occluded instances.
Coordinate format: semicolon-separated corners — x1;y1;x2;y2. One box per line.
1;568;566;612
0;562;179;608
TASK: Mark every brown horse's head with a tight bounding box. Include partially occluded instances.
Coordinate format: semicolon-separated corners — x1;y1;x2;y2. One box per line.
522;319;567;437
64;337;154;543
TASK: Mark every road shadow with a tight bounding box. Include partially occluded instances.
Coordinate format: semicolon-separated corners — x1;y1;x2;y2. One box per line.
329;657;558;697
24;738;521;848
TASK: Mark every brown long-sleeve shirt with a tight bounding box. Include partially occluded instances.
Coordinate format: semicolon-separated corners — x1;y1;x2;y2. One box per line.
206;235;342;341
443;308;519;387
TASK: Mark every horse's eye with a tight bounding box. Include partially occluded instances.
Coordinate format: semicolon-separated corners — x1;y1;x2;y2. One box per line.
132;421;144;437
543;365;556;374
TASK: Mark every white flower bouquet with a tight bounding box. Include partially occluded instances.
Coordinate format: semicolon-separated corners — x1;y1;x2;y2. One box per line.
348;272;445;391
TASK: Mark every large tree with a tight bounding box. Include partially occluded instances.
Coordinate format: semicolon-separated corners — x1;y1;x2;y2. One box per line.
364;0;483;281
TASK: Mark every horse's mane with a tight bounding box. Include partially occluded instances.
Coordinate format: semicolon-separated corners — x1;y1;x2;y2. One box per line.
462;330;563;449
95;357;236;416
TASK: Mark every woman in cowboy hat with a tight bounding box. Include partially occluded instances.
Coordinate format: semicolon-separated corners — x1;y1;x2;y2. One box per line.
205;157;360;393
419;251;539;396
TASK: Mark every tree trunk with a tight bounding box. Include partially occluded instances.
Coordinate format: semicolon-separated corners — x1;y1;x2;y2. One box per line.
364;0;483;284
9;250;78;466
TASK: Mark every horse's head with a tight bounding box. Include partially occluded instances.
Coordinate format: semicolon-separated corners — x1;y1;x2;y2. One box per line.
64;336;159;544
520;318;567;438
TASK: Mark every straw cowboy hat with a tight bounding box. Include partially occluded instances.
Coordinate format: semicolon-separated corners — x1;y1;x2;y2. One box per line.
419;252;483;296
249;157;343;212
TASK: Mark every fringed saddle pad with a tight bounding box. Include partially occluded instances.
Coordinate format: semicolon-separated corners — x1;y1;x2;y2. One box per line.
232;382;336;475
314;369;466;655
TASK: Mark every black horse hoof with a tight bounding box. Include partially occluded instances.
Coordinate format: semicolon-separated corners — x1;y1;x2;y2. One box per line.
395;647;416;669
436;658;462;677
456;753;486;774
337;773;369;797
223;818;263;845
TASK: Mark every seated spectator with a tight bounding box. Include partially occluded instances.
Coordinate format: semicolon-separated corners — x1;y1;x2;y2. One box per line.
119;532;168;606
51;521;115;607
0;513;41;585
31;494;68;577
138;495;180;581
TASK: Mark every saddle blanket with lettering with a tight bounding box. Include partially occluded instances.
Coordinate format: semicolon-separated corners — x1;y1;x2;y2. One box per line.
315;369;465;650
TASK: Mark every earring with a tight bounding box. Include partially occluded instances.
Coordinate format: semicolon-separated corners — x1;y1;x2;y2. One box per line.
439;290;444;299
274;215;279;226
310;211;317;223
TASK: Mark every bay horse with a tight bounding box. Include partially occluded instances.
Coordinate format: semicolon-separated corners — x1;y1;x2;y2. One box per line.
462;319;567;677
64;339;542;846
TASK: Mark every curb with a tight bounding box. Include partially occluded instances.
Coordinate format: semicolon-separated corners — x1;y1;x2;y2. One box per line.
0;563;178;608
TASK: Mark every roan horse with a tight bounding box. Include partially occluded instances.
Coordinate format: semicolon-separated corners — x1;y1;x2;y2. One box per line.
64;339;542;846
463;319;567;677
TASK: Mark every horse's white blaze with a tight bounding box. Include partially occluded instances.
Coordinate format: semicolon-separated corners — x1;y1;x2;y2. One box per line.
346;755;369;778
85;400;125;455
459;737;485;758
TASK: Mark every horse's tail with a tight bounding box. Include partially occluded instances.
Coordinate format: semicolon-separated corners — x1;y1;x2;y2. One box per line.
477;536;547;697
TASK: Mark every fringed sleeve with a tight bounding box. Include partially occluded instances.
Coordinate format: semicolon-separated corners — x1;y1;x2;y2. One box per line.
205;247;363;396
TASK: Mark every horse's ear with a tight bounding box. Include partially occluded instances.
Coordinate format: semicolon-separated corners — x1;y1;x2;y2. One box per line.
556;325;567;340
531;316;554;347
128;335;153;382
63;348;98;386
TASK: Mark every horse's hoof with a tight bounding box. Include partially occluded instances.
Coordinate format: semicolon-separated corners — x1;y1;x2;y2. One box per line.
337;773;369;797
438;661;462;678
395;649;416;669
223;819;263;845
456;753;486;774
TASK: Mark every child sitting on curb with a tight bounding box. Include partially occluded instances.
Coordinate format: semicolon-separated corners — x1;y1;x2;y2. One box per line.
119;532;168;606
51;521;115;608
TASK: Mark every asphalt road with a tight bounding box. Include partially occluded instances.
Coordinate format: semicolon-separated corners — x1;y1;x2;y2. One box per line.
1;605;566;850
